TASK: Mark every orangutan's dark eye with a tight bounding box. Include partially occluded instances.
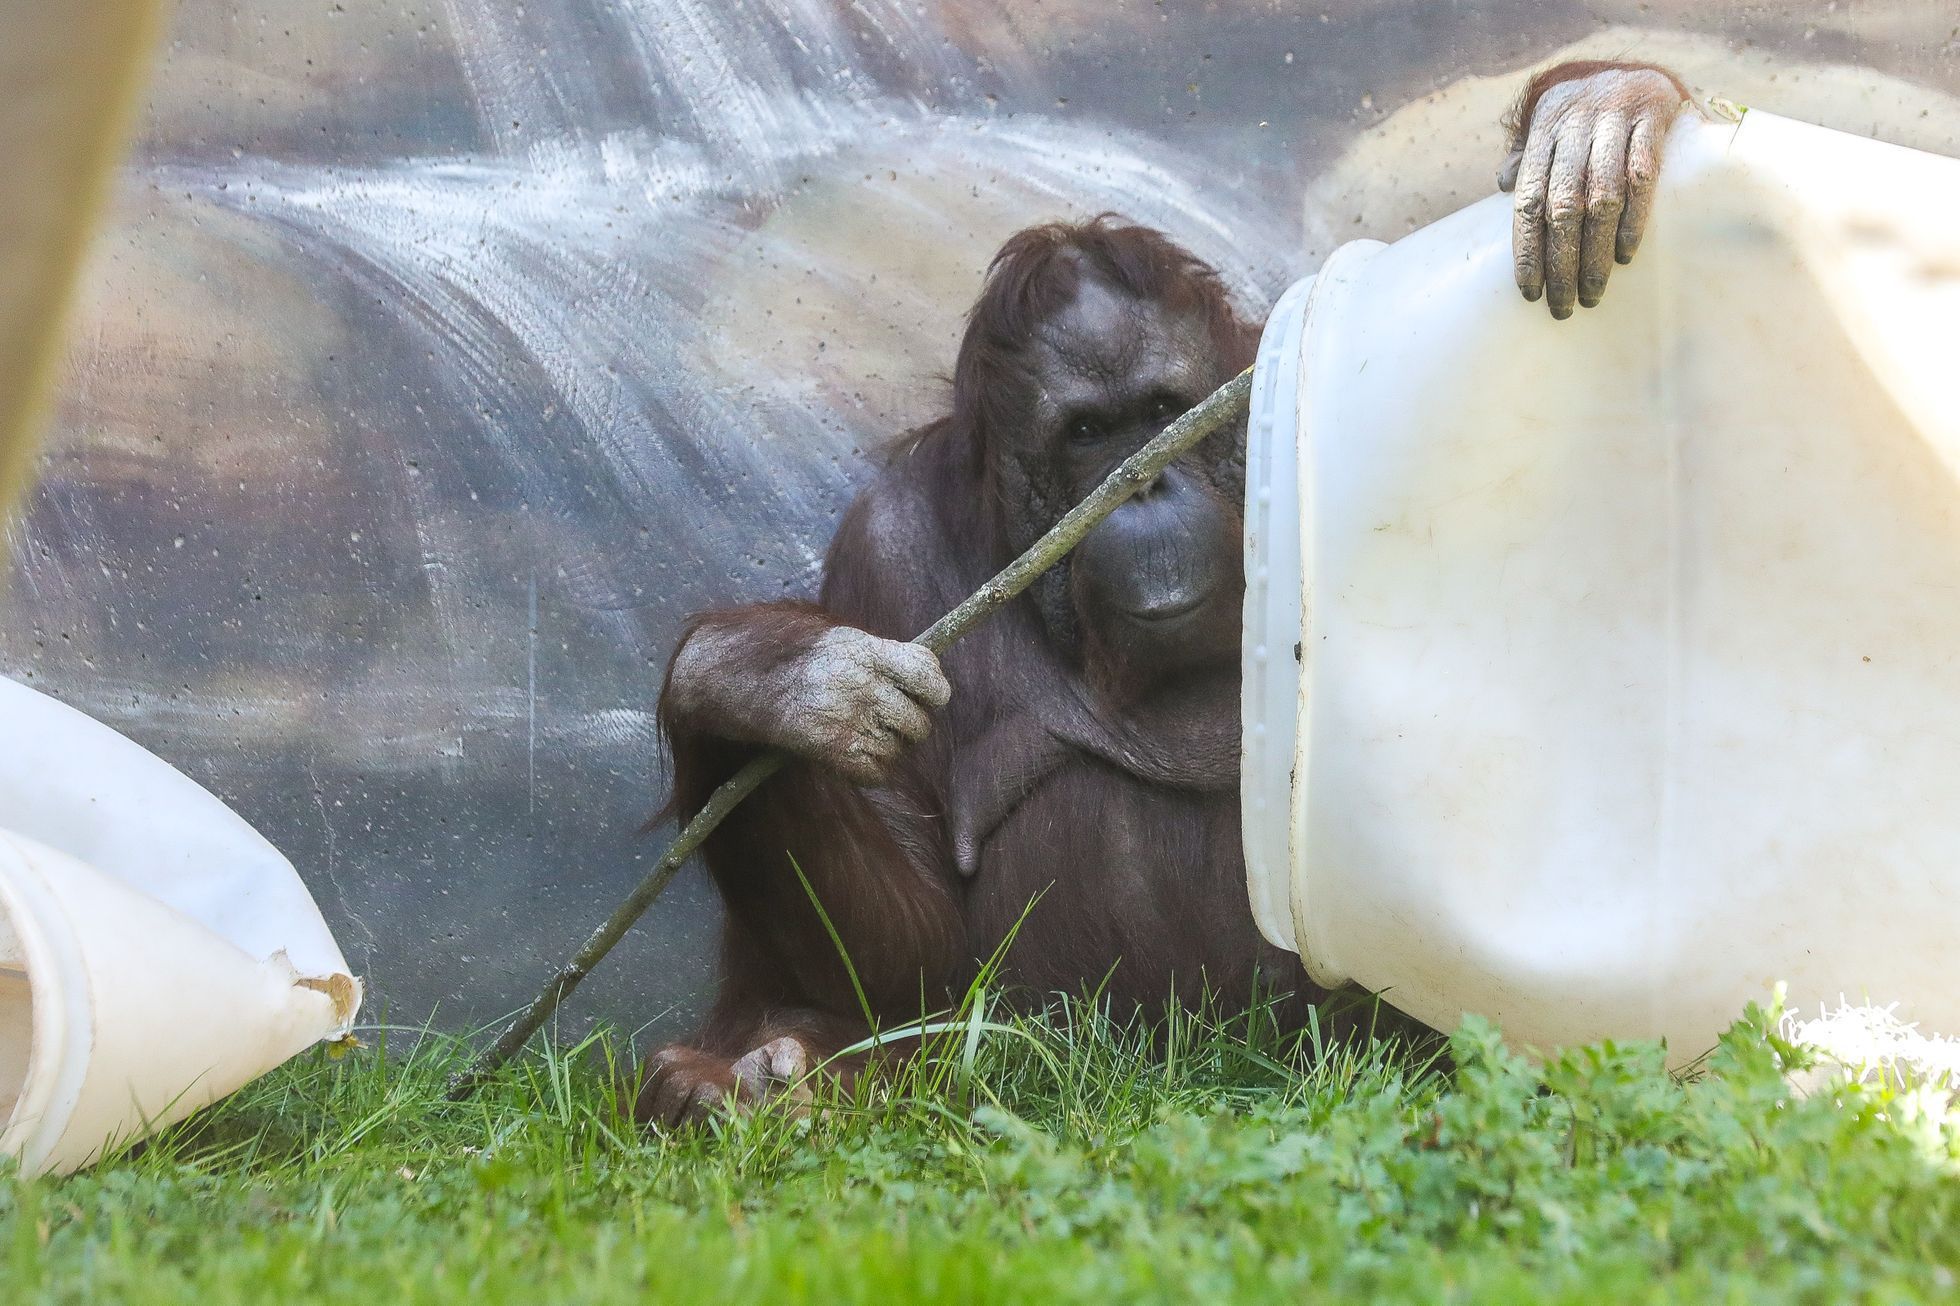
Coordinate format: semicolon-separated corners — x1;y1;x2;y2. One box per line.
1147;392;1186;422
1067;414;1105;444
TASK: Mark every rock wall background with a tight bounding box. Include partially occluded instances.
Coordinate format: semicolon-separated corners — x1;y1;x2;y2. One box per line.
7;1;1955;1037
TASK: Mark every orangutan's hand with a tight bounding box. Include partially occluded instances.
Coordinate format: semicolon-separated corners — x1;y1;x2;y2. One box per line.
1500;64;1693;319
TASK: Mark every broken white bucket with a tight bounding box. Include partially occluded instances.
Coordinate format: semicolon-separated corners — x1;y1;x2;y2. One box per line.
1243;108;1960;1064
0;675;359;1174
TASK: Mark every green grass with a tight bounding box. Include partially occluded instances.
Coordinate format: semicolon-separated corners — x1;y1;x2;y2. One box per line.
3;992;1958;1304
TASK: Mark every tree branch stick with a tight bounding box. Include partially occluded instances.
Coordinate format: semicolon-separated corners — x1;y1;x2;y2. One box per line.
448;366;1253;1099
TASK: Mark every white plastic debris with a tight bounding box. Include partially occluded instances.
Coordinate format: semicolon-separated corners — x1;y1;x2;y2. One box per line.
1242;108;1960;1065
0;675;359;1175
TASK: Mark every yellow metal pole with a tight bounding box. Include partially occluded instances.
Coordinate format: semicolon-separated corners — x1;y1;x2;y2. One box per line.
0;4;168;547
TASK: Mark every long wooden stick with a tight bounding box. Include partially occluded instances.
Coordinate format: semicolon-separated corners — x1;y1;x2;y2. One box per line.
448;367;1254;1098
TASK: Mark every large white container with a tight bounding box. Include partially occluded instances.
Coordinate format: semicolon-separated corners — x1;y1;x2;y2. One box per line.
0;676;360;1174
1242;108;1960;1063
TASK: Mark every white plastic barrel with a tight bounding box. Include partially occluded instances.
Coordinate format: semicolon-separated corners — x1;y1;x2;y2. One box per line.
0;676;360;1174
1242;108;1960;1064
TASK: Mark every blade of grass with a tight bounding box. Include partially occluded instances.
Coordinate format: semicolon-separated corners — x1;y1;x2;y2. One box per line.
786;851;877;1032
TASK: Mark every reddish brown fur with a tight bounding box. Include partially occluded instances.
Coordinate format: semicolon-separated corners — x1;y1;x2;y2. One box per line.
951;214;1260;459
